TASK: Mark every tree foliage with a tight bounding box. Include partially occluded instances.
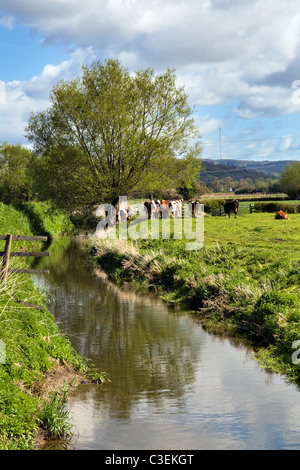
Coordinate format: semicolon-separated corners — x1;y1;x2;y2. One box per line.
280;161;300;199
26;59;202;210
0;143;33;204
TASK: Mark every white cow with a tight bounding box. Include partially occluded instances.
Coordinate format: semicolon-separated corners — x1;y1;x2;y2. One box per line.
175;199;182;218
169;200;182;218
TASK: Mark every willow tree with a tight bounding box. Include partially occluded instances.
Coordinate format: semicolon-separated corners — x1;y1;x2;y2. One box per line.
26;59;201;212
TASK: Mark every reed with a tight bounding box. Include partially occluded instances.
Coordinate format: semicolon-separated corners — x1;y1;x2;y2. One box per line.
38;386;73;439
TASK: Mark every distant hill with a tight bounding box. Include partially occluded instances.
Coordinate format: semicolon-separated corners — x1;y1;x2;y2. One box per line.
200;159;292;184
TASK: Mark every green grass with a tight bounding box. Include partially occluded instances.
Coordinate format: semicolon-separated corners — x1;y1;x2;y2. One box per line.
0;203;89;449
203;213;300;255
93;211;300;383
14;201;74;240
38;387;73;439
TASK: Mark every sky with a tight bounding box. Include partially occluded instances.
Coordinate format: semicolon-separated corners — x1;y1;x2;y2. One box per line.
1;0;300;161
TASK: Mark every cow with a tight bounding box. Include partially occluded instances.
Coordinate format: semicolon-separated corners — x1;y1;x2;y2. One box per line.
190;200;200;218
224;200;239;218
145;199;183;219
176;199;183;218
159;200;171;218
127;206;134;221
275;210;289;219
169;199;183;218
121;207;134;222
153;200;161;219
168;200;175;218
144;200;156;219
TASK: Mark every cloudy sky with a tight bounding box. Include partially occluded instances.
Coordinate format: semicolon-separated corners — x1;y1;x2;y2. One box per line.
1;0;300;161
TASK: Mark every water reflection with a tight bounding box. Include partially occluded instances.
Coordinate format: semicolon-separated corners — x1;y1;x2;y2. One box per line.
35;238;203;420
35;237;300;450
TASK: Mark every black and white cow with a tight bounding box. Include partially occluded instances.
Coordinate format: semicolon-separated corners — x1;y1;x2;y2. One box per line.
144;200;156;219
169;199;182;218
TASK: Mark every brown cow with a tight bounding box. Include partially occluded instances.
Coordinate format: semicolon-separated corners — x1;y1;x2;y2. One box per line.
275;210;289;219
159;200;170;218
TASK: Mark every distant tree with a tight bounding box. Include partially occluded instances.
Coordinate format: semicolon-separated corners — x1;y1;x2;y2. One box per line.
196;182;212;196
178;179;198;200
26;59;202;213
237;178;255;190
268;179;281;194
280;161;300;198
254;179;269;193
0;142;33;204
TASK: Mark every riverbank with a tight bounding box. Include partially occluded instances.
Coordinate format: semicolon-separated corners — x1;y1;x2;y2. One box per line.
92;212;300;384
0;202;104;450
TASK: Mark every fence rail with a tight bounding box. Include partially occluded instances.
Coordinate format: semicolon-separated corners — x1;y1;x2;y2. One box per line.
0;234;50;311
0;235;48;242
0;251;50;257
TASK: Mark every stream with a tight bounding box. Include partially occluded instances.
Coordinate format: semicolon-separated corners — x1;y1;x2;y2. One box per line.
34;237;300;450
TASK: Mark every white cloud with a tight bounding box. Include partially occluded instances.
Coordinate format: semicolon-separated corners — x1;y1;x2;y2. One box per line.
237;85;300;118
0;47;95;144
194;114;222;139
0;81;35;144
2;0;300;149
0;15;15;29
23;47;96;99
1;0;300;117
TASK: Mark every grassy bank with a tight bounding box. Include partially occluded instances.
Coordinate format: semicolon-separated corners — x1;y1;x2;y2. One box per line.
93;212;300;383
14;201;74;240
0;202;100;450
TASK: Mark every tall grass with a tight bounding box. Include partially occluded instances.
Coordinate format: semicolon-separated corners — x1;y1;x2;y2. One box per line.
14;201;73;240
38;386;73;439
0;202;85;449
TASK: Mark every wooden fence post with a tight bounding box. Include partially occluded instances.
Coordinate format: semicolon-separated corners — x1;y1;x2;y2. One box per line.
0;233;50;309
1;234;13;286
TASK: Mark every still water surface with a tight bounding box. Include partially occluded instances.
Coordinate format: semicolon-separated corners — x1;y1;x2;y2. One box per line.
35;237;300;450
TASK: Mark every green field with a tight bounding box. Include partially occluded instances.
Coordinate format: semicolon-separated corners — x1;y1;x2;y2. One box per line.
94;210;300;383
204;212;300;255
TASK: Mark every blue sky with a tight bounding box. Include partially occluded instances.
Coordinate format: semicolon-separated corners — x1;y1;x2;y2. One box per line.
0;20;70;82
1;0;300;161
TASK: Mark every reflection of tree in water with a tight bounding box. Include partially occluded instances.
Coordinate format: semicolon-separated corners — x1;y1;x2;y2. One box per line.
36;237;203;420
35;237;94;286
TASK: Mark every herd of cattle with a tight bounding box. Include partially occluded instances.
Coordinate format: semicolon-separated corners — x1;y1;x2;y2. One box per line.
144;199;183;219
143;198;240;219
142;198;289;220
99;198;290;229
114;198;290;222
